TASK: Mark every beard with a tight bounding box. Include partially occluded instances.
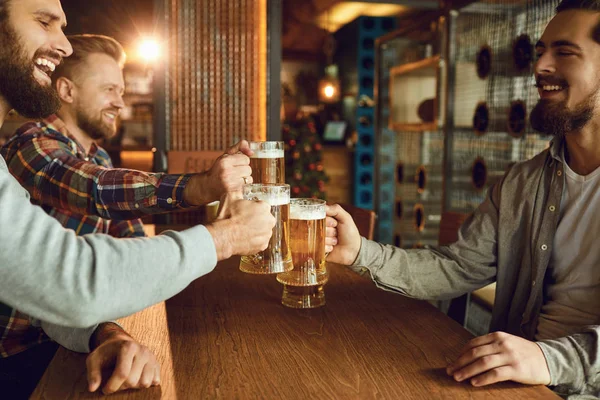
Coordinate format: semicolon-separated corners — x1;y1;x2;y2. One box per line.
75;105;116;141
0;19;61;118
530;91;596;141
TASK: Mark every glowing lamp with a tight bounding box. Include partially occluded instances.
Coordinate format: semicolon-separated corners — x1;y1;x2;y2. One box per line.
138;39;160;62
319;77;340;103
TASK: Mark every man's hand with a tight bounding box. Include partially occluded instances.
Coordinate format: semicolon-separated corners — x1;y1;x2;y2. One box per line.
206;192;276;260
446;331;551;387
183;140;254;205
324;204;362;265
87;324;160;395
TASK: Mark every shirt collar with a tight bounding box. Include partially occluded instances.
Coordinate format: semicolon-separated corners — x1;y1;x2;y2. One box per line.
548;136;564;163
43;114;99;159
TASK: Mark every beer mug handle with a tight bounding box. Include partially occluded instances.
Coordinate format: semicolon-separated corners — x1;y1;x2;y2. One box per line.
216;192;244;219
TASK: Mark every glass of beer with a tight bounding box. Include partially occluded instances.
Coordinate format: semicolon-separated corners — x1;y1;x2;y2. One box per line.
277;199;328;308
249;141;285;184
239;184;293;274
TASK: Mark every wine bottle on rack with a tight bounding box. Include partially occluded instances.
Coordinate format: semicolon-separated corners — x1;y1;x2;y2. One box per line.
358;95;375;108
359;115;372;127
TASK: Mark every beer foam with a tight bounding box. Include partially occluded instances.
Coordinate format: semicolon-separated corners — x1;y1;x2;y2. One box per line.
247;192;290;206
290;208;326;220
251;149;284;159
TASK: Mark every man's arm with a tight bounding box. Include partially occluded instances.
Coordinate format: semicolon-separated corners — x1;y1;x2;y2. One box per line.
2;131;254;219
537;327;600;396
3;131;192;219
0;160;274;328
35;318;98;353
325;180;501;300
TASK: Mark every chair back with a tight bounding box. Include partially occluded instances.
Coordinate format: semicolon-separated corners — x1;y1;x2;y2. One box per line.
438;211;470;246
340;204;377;240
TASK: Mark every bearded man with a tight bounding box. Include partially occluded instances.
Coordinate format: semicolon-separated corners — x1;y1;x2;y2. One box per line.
325;0;600;397
0;1;275;397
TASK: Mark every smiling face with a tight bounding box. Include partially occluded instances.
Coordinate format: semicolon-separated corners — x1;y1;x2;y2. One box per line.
0;0;72;117
530;9;600;138
71;53;125;141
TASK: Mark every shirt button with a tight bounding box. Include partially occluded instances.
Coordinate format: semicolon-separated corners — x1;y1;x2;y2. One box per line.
549;205;556;212
557;170;562;176
532;280;536;286
541;244;548;250
167;198;173;204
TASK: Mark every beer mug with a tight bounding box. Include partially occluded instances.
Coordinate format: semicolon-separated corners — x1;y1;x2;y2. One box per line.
249;141;285;184
239;184;293;274
277;199;328;308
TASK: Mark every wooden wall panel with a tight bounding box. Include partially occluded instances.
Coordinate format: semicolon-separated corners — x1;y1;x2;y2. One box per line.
165;0;267;154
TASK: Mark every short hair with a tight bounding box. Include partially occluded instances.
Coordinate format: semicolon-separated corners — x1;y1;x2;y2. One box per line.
556;0;600;44
52;34;126;84
556;0;600;12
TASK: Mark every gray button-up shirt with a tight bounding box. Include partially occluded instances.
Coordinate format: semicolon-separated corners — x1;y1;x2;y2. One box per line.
350;138;599;397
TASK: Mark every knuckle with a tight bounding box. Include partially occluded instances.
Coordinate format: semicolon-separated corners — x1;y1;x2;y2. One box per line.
140;377;153;388
492;331;506;340
490;368;502;379
480;355;493;367
500;339;512;352
114;368;128;380
121;341;136;354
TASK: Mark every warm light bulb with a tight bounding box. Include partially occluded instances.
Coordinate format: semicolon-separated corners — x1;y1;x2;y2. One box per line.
138;39;160;62
324;84;335;98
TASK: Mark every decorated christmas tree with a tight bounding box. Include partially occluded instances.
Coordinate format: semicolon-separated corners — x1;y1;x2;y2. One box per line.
283;116;329;199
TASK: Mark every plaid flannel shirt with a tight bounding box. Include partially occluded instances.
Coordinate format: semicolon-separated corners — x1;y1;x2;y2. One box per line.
0;114;193;357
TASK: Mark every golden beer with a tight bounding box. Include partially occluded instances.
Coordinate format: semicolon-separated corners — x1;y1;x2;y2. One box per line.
239;184;293;274
249;141;285;184
277;199;327;308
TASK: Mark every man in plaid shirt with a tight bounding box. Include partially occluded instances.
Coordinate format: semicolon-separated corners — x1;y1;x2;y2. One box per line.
0;32;258;396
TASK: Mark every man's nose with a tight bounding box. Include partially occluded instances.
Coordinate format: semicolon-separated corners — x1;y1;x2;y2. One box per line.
534;52;555;75
113;94;125;109
52;29;73;58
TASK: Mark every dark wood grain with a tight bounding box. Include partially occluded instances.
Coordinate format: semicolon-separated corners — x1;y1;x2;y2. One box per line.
32;258;559;399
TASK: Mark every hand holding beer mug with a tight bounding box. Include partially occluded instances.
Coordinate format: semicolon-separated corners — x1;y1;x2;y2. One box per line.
277;199;328;308
249;141;285;184
206;192;275;261
239;184;293;274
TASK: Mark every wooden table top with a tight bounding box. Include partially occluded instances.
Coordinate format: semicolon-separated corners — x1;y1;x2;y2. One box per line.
32;258;558;399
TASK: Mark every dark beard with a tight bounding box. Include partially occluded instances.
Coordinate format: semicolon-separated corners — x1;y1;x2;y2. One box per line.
530;96;595;140
0;20;61;118
75;106;115;142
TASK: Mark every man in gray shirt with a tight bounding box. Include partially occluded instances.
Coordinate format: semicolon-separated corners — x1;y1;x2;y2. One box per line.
326;0;599;397
0;0;275;327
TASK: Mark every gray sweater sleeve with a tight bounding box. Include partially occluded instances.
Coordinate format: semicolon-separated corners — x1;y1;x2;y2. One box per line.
30;318;99;353
537;327;600;397
0;157;217;328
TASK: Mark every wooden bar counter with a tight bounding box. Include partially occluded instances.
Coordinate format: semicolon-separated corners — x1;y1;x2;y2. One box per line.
32;258;558;399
